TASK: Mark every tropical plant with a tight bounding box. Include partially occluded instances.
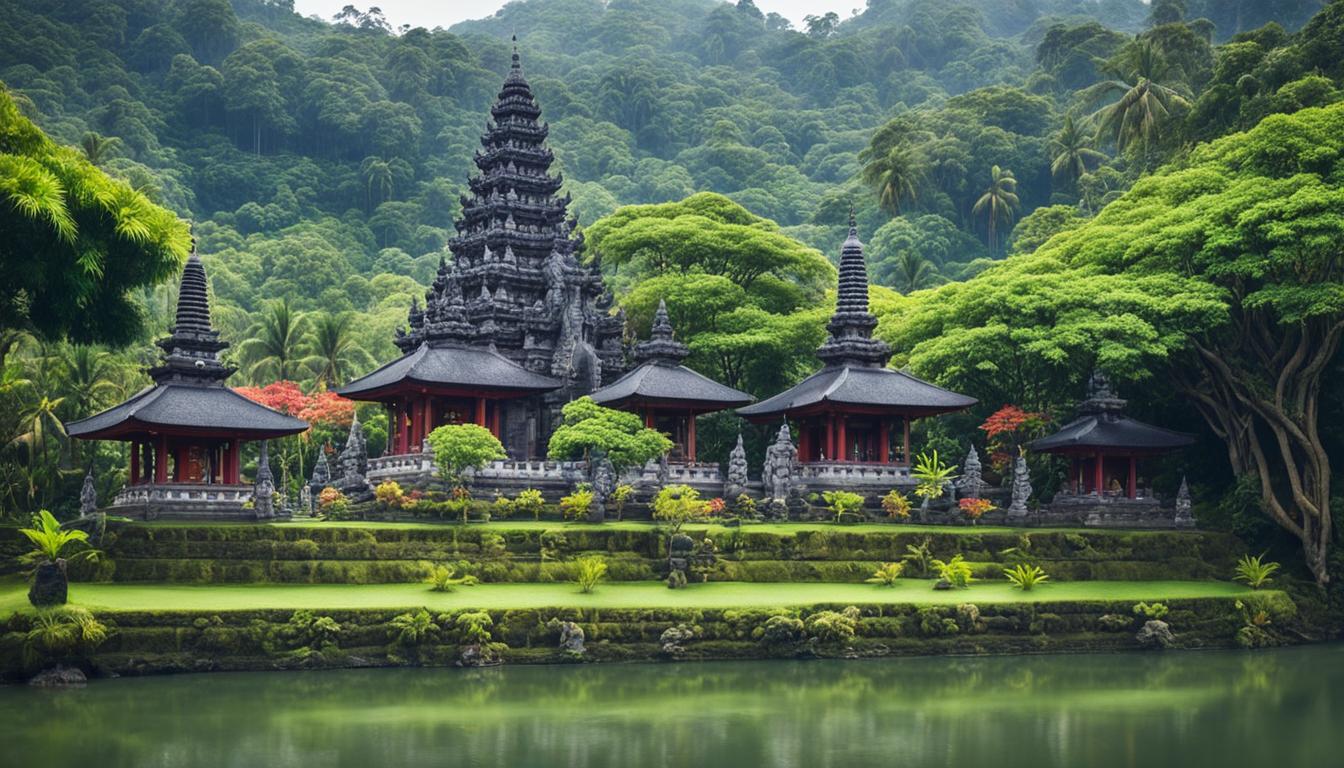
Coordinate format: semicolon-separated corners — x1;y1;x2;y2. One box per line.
1084;41;1192;158
890;251;938;294
237;299;309;383
652;484;707;533
20;510;95;564
1049;116;1107;189
866;562;905;586
547;397;672;470
388;608;438;646
705;496;727;516
426;563;478;593
881;490;912;519
861;144;925;214
78;132;123;167
1133;601;1169;620
24;606;109;661
1003;563;1050;590
374;481;405;509
574;555;608;593
304;312;374;389
912;451;958;501
513;488;545;520
822;490;865;522
932;554;974;588
1233;553;1281;589
958;497;995;522
972;165;1020;253
360;155;395;211
453;611;493;645
559;488;595;521
317;487;349;518
426;424;506;488
902;537;934;577
609;483;635;521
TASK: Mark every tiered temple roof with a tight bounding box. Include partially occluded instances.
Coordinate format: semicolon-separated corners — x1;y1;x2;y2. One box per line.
68;251;307;441
738;215;975;419
590;300;753;410
1031;372;1195;454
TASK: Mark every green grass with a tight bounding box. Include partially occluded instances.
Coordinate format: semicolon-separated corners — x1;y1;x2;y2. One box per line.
0;577;1260;616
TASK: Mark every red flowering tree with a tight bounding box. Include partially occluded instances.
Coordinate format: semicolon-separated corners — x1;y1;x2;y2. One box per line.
235;381;358;496
978;405;1048;474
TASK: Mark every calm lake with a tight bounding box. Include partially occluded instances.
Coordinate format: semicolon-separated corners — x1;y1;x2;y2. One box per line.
2;645;1341;767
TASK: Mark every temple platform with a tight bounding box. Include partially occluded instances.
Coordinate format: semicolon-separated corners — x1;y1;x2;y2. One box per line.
108;483;278;521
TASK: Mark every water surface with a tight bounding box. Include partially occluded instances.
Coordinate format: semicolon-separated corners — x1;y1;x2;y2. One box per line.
2;646;1340;767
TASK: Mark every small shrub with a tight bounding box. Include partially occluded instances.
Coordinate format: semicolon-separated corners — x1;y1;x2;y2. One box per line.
1233;553;1281;589
1132;601;1169;620
756;614;805;644
388;609;438;646
1003;563;1049;590
514;488;545;520
453;611;494;645
705;496;727;516
806;606;860;643
24;606;108;662
932;554;974;588
574;555;608;593
866;562;905;586
317;487;349;518
912;450;958;501
881;490;911;519
734;493;758;518
652;484;707;533
426;564;479;592
374;481;405;509
958;497;995;522
902;537;933;577
822;490;864;522
559;488;595;521
609;483;635;520
490;494;515;520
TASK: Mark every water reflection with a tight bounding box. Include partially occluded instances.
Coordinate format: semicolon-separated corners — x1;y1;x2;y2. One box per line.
2;646;1341;768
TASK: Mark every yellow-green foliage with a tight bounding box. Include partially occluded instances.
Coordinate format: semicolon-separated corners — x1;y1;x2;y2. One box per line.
652;484;707;533
1003;563;1049;590
574;555;608;593
866;562;905;586
881;490;912;519
1233;553;1281;589
822;491;865;522
559;489;595;521
933;554;974;588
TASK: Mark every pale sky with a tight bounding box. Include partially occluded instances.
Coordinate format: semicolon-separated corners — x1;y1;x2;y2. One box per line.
292;1;862;31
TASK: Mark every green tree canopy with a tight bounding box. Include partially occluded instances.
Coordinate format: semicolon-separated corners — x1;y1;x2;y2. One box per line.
547;397;673;471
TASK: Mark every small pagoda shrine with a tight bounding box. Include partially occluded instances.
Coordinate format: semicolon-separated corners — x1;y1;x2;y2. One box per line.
590;300;753;462
1031;371;1194;499
737;215;976;466
341;39;623;461
67;250;308;518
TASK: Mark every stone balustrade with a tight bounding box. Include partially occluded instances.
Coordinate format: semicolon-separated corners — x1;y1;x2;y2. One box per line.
109;483;259;520
798;461;914;489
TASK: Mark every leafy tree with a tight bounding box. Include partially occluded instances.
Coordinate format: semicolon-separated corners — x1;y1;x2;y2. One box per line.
427;424;506;488
547;397;672;471
79;132;123;167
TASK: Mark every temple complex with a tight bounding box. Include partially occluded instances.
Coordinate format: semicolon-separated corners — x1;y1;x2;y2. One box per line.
67;251;308;518
590;300;753;462
340;40;624;459
737;215;975;481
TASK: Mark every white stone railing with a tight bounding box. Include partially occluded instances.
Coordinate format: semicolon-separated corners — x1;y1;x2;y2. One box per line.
799;461;914;487
110;483;252;508
473;459;588;483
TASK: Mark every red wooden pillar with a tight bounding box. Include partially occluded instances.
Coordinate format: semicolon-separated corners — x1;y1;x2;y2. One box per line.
154;436;168;484
902;418;911;466
879;420;890;463
837;415;848;462
1094;451;1104;495
799;422;811;462
644;408;654;429
130;440;140;484
1128;456;1137;499
489;401;501;440
398;400;409;454
475;396;487;427
687;411;697;463
229;439;241;484
824;414;834;461
413;397;425;449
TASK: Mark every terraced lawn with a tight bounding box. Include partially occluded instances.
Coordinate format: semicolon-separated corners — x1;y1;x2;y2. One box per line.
0;578;1260;616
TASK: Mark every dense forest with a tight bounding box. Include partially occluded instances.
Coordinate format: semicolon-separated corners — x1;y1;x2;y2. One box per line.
2;0;1342;580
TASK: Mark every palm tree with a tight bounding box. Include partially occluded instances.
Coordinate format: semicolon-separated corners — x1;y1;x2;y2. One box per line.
972;165;1021;254
861;144;925;215
237;299;309;384
58;346;124;418
79;132;123;167
1084;41;1192;158
9;394;67;503
303;312;374;389
360;156;394;213
1050;116;1108;190
890;252;938;294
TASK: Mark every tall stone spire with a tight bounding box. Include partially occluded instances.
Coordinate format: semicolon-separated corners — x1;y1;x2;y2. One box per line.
150;240;233;385
815;209;891;368
635;299;689;365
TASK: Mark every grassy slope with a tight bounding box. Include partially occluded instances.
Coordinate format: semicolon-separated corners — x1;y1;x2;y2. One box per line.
0;577;1258;616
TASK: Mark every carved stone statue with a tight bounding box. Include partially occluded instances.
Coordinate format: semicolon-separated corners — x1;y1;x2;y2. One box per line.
589;450;615;523
1174;476;1194;528
79;469;97;519
761;423;798;502
335;413;370;496
253;441;276;520
309;448;331;492
1007;453;1032;518
958;445;984;498
724;433;748;499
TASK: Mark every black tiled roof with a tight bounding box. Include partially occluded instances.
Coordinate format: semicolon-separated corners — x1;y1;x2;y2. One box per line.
737;365;977;418
337;342;562;398
590;361;754;410
1031;414;1195;453
66;384;308;439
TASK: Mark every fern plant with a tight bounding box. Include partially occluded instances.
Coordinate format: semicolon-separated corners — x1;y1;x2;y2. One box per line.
1003;563;1049;590
932;554;973;588
426;563;479;593
902;537;933;577
1233;553;1281;589
574;555;608;593
866;562;905;586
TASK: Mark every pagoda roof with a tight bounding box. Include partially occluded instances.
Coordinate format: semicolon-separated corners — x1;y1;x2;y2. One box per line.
737;365;976;419
67;384;307;440
1030;371;1194;454
337;342;562;400
590;361;754;411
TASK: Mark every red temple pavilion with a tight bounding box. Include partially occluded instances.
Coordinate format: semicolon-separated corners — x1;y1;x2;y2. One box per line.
1030;371;1194;499
737;215;975;464
67;251;308;512
590;300;753;462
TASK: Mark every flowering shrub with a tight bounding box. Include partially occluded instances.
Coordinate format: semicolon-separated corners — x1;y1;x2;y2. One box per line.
881;489;912;519
317;486;349;519
979;404;1047;473
958;497;995;521
374;481;404;509
706;497;727;516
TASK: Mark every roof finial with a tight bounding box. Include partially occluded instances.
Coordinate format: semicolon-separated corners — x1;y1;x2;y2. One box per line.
511;32;520;69
847;204;856;235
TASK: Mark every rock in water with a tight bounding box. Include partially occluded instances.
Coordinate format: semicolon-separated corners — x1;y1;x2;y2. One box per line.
1135;620;1174;649
28;560;67;607
28;665;87;687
